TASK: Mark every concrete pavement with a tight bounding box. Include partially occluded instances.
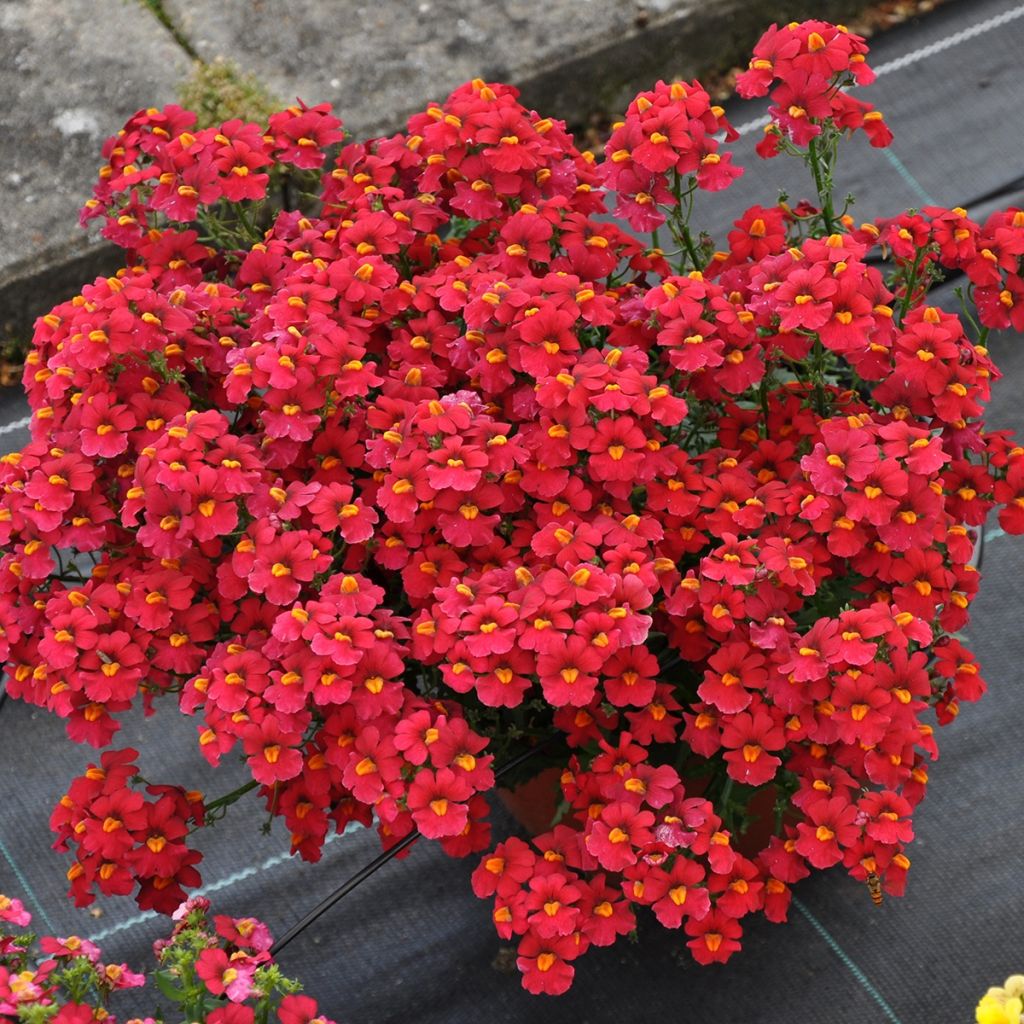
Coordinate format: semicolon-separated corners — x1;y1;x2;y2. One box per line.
1;0;880;348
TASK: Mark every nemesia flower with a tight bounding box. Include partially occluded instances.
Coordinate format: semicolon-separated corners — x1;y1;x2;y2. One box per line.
685;910;743;965
279;994;337;1024
196;947;256;1001
516;932;580;996
0;894;331;1023
0;895;31;927
406;767;473;839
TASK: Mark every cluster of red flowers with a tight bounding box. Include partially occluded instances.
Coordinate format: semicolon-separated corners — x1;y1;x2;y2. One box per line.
81;101;343;228
881;204;1024;338
0;893;335;1024
736;20;893;155
2;18;1022;995
49;748;205;913
602;78;742;231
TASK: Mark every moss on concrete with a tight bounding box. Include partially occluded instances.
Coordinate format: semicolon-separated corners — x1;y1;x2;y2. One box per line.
178;57;281;130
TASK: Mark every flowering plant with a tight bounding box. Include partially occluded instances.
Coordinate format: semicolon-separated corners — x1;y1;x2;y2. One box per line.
2;16;1022;996
977;974;1024;1024
0;892;335;1022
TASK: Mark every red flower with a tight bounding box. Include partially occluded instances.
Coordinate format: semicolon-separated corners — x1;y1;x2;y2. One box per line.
209;1007;256;1024
831;671;891;746
698;642;767;714
52;1008;95;1024
857;791;914;845
601;646;659;708
802;423;878;495
685;910;743;964
795;796;861;868
241;719;304;786
775;262;837;331
472;836;536;899
932;639;986;702
525;872;582;938
249;531;329;605
406;767;472;839
650;856;708;928
778;619;842;683
462;596;518;657
268;103;343;168
473;649;535;708
721;708;785;786
0;895;31;927
587;417;649;482
215;913;274;952
78;393;134;458
278;995;334;1024
195;947;255;1001
585;803;655;872
536;635;603;708
516;932;581;995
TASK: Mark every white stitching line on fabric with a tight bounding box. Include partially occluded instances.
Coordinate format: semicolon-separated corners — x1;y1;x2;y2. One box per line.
84;826;358;944
0;415;31;437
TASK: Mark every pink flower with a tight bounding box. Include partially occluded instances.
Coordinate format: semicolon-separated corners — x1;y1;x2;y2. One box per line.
196;948;257;1001
0;895;31;927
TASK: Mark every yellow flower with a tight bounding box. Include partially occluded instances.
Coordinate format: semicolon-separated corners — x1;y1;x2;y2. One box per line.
976;992;1023;1024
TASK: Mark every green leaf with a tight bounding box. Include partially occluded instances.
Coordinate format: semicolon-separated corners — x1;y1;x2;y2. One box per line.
153;971;188;1003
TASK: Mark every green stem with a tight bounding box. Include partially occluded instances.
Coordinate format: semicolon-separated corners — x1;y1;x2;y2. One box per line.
897;247;926;324
955;286;981;336
758;373;772;435
810;338;828;417
665;170;703;272
720;776;734;809
202;778;260;817
234;201;264;245
807;135;836;234
680;225;702;273
138;0;202;61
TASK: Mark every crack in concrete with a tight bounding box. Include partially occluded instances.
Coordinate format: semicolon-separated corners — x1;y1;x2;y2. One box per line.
137;0;201;62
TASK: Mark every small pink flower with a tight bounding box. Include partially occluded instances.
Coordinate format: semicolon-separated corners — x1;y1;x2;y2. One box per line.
0;895;31;927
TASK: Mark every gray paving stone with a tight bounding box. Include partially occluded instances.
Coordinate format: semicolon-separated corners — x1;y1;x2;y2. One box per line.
0;0;874;347
163;0;875;140
0;0;190;332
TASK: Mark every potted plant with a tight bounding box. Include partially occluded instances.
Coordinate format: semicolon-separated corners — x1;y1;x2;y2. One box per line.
1;17;1021;996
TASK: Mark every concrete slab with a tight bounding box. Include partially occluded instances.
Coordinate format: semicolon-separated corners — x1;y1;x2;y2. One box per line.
163;0;877;140
1;0;882;352
0;0;190;335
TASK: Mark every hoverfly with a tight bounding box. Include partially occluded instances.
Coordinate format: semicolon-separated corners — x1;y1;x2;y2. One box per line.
865;871;884;907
